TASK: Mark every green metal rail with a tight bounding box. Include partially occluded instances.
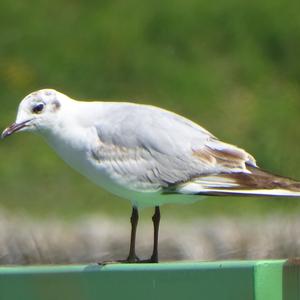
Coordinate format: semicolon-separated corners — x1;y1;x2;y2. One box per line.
0;260;298;300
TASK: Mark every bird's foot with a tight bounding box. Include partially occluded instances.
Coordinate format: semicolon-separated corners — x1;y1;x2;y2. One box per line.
124;254;141;263
139;255;158;264
98;254;158;265
98;254;141;265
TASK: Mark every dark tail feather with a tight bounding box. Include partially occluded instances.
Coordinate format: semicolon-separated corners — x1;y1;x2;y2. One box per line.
179;166;300;197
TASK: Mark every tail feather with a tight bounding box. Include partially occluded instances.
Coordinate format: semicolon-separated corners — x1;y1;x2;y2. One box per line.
177;166;300;197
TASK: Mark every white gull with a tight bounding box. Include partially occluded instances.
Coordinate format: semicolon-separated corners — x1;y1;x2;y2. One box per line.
2;89;300;263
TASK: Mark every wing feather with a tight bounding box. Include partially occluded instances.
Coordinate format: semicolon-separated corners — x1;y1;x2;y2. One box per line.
88;103;257;193
192;140;257;172
177;166;300;196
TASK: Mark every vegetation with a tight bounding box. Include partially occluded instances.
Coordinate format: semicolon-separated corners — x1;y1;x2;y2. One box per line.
1;0;300;218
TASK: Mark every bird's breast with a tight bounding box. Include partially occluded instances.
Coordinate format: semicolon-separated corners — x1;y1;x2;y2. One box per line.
43;127;135;198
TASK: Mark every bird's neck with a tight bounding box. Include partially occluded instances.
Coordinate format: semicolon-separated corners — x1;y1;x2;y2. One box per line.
40;101;102;155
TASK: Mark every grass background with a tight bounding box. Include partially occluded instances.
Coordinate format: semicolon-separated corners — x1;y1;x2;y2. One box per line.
1;0;300;219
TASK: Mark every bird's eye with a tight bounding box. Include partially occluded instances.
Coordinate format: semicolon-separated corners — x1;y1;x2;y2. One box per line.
32;103;44;114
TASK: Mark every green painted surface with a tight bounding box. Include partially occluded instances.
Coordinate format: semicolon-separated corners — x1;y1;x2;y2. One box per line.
0;260;298;300
254;261;284;300
283;259;300;300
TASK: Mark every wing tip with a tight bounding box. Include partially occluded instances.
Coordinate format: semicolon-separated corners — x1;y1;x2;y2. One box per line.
178;185;300;197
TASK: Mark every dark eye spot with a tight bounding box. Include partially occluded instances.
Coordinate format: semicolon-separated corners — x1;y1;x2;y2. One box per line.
32;103;44;113
52;100;61;111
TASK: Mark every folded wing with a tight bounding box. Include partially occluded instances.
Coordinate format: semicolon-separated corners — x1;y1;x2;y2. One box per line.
92;102;300;197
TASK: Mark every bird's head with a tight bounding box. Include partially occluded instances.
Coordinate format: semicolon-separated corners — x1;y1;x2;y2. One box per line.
1;89;65;139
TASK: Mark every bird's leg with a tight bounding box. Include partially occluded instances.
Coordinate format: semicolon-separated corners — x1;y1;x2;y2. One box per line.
148;206;161;263
98;206;140;265
126;206;140;263
100;206;161;265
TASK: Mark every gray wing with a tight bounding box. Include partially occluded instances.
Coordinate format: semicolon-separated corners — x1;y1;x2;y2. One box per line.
91;103;256;192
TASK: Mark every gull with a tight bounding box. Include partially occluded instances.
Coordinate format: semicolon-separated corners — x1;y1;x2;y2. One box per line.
2;89;300;263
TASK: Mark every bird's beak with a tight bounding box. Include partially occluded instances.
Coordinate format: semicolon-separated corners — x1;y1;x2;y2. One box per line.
1;120;31;139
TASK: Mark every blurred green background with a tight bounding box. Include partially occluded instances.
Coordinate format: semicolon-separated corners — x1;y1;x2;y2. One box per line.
0;0;300;219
